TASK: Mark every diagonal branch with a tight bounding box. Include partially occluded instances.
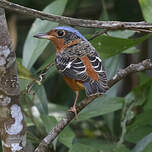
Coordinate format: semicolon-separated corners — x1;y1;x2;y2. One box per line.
0;0;152;31
34;58;152;152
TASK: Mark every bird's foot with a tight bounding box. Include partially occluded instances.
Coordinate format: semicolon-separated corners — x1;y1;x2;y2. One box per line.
68;106;78;120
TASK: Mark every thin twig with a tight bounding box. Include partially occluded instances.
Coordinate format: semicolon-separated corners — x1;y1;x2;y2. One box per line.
26;80;36;94
0;0;152;31
34;59;152;152
25;62;54;94
38;62;54;82
108;59;152;87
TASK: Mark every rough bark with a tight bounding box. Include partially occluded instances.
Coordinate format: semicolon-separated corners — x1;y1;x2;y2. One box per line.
0;8;26;152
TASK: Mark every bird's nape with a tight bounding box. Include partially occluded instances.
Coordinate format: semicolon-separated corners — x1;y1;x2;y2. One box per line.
55;26;88;42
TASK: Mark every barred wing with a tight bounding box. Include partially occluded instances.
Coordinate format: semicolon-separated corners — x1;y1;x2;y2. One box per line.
55;53;109;96
55;56;89;81
88;55;108;89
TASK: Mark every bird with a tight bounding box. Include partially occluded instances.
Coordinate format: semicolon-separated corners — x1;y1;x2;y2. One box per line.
34;26;109;119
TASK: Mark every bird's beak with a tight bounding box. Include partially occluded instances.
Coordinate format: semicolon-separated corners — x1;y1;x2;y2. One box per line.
33;33;54;40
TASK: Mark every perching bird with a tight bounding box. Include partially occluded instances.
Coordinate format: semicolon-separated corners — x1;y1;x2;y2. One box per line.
34;26;109;118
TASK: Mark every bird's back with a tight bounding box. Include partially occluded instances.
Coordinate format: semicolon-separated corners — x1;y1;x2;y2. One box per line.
55;39;109;96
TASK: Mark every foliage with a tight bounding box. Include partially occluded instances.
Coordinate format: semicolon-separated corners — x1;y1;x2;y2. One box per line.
7;0;152;151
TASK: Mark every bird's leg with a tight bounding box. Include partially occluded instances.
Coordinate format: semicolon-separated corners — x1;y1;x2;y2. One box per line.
68;91;79;119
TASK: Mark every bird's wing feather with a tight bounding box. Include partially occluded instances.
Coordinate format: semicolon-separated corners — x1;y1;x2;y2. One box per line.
87;55;108;89
55;51;109;96
55;52;108;86
55;55;89;81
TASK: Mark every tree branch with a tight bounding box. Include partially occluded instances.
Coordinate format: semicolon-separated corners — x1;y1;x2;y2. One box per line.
34;58;152;152
0;0;152;31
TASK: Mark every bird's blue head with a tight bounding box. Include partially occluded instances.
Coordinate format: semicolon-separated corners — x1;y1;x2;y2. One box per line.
54;26;88;42
34;26;88;51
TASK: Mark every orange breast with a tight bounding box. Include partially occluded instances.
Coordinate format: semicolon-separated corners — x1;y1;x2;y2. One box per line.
81;56;98;81
64;76;84;91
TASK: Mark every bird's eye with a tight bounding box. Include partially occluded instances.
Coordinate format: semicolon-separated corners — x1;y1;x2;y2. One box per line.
57;30;65;37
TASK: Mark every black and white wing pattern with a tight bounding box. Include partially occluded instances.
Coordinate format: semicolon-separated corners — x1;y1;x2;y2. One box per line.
87;54;108;89
55;52;109;96
55;55;89;81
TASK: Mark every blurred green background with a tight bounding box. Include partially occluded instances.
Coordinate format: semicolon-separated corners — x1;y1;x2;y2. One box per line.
3;0;152;151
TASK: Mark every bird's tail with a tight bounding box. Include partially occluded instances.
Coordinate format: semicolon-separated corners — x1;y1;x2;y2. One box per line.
83;80;108;96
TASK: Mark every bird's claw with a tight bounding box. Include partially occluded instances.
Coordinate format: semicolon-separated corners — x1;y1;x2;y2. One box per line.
68;106;78;120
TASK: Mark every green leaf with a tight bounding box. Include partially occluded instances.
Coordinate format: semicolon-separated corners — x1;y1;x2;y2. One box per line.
112;145;130;152
125;77;152;144
108;30;135;38
35;54;57;81
126;126;152;143
103;55;121;133
20;78;49;115
69;141;130;152
19;78;31;91
35;55;55;74
69;143;96;152
139;0;152;23
144;84;152;111
34;85;49;114
126;110;152;141
78;97;123;120
77;139;113;151
130;110;152;129
42;65;57;81
41;115;57;133
139;73;152;86
123;47;139;54
22;0;67;69
125;91;136;104
77;139;112;151
17;60;34;81
142;143;152;152
48;103;67;120
107;30;139;55
58;126;75;148
91;34;150;59
100;0;109;21
27;130;42;144
104;55;120;79
132;133;152;152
